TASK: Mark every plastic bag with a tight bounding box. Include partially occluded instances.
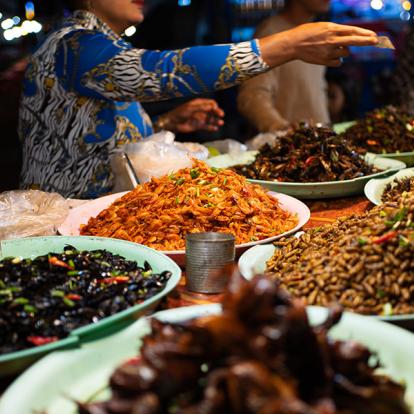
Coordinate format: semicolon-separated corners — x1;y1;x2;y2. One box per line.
246;129;293;151
0;190;70;240
115;131;209;185
204;139;247;156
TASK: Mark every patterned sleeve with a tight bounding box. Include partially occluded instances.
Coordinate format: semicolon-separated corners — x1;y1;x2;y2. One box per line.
55;30;269;102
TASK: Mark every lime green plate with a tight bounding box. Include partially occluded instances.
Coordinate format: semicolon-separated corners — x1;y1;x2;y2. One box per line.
1;304;413;413
0;236;181;376
238;244;414;328
365;167;414;205
334;121;414;167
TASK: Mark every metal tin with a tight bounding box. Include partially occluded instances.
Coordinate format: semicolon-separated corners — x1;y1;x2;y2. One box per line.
185;232;235;293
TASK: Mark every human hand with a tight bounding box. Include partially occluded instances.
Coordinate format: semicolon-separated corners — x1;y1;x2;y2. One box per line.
157;99;225;133
260;22;378;68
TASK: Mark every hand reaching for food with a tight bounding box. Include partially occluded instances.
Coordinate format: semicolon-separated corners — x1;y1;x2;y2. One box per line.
156;98;225;133
259;22;378;67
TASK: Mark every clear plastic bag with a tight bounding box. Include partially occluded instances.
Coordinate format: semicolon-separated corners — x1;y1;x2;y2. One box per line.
204;139;247;156
0;190;70;240
245;130;292;151
115;131;209;185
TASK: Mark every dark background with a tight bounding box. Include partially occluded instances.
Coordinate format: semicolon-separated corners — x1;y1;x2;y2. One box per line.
0;0;412;192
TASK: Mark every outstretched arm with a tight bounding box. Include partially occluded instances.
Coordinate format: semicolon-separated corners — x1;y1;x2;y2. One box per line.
55;23;377;102
56;31;268;102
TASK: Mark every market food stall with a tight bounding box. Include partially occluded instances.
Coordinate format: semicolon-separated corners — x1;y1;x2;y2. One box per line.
1;109;414;413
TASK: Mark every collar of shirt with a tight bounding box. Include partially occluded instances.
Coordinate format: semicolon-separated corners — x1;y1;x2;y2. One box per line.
69;10;121;41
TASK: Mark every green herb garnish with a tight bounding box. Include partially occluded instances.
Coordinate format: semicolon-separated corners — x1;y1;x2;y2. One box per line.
63;297;75;307
190;168;200;179
24;304;37;313
13;297;29;305
376;290;386;299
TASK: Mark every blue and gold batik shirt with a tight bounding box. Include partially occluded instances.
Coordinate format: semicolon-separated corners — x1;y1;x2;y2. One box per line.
19;10;268;199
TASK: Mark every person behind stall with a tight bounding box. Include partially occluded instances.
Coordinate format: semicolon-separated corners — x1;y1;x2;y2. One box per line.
238;0;333;133
391;24;414;113
19;0;377;199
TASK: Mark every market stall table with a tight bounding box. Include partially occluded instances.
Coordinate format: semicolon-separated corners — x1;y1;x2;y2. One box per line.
0;195;373;395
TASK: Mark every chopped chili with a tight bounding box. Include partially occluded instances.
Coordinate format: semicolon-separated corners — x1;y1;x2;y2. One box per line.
48;257;73;270
373;231;397;244
27;336;59;346
100;276;130;284
65;294;82;301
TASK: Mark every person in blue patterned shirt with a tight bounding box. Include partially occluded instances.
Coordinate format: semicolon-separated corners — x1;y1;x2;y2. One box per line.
19;0;377;199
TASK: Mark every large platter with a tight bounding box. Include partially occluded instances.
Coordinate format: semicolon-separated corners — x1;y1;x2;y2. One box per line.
334;121;414;167
0;236;181;377
364;167;414;205
1;303;413;414
238;244;414;327
58;192;310;265
208;153;406;199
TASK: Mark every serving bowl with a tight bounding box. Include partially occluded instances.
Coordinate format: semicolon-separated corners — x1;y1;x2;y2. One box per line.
334;121;414;167
364;167;414;205
208;153;406;199
0;236;181;376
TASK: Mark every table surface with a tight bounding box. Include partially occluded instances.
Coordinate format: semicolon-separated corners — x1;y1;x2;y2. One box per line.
0;195;372;394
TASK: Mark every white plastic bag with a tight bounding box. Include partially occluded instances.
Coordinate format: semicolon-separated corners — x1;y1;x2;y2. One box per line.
0;190;70;240
204;139;247;156
115;131;209;184
245;131;289;151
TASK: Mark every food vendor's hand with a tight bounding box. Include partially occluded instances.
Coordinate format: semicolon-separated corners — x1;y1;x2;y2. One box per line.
260;22;378;68
159;99;225;133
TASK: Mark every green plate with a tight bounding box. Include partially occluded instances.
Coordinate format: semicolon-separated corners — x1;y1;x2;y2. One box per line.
1;304;413;414
364;167;414;205
209;153;406;199
333;121;356;134
238;244;414;328
0;236;181;377
206;150;258;168
334;121;414;167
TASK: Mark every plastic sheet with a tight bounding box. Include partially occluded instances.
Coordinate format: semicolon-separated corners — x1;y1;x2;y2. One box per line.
0;190;70;240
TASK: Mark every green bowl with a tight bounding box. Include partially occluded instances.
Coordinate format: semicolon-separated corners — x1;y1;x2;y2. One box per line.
334;121;414;167
0;236;181;377
247;155;405;199
208;148;406;199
